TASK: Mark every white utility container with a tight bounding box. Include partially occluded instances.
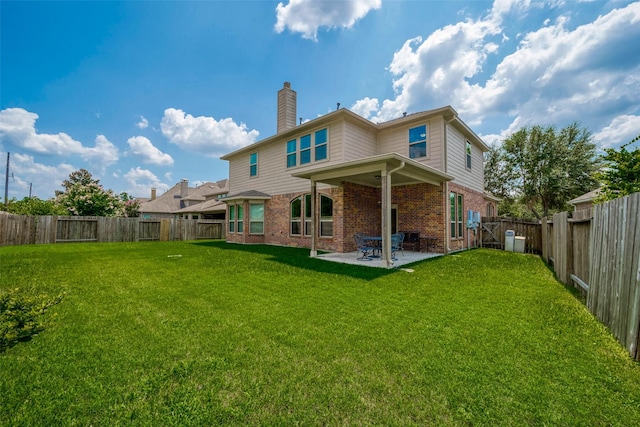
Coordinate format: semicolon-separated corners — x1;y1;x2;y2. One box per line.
505;230;515;252
514;236;526;253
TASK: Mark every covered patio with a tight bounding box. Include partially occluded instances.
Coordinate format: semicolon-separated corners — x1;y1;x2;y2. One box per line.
316;249;443;268
292;153;453;268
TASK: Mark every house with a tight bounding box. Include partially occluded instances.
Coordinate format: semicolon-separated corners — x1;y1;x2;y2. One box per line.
220;82;496;267
139;179;228;219
569;188;601;211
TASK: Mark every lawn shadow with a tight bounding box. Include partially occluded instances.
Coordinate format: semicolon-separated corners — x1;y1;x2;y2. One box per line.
190;241;395;281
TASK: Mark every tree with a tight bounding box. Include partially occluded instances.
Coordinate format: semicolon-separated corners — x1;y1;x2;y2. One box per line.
484;122;599;218
119;192;141;218
596;135;640;202
2;197;67;215
55;169;124;216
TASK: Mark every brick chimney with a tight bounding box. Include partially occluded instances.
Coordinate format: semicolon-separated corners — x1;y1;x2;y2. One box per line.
180;179;188;198
277;82;297;133
151;188;156;201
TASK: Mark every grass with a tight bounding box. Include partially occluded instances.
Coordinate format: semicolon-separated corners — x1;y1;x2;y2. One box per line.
1;241;639;426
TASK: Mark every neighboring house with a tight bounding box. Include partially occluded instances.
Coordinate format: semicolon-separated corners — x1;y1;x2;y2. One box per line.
569;188;601;211
220;82;496;267
139;179;228;219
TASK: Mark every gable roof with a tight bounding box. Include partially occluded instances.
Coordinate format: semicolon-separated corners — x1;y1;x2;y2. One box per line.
220;105;487;160
139;179;229;214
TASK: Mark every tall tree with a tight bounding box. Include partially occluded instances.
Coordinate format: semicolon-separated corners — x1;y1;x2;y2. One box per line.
596;135;640;201
485;123;599;218
55;169;124;216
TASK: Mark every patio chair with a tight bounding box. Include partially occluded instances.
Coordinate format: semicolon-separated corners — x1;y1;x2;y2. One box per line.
401;231;420;252
354;233;376;261
391;233;403;260
395;232;405;256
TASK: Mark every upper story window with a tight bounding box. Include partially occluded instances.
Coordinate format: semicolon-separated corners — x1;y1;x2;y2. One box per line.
250;152;258;177
286;139;297;167
300;134;311;165
315;129;327;161
409;125;427;159
466;141;472;170
286;128;328;168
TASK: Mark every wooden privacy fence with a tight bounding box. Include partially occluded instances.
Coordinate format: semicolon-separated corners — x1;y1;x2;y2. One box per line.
0;213;225;246
481;217;542;253
541;193;640;361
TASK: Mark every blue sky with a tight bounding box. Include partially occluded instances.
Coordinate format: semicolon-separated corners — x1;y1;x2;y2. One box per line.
1;0;639;200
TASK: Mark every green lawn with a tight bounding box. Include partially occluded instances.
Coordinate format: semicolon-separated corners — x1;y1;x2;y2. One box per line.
1;242;639;425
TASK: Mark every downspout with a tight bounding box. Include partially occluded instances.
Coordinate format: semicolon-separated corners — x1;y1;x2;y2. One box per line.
382;161;406;268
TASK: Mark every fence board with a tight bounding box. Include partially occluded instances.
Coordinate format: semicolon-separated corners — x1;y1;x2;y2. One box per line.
587;193;640;360
481;217;542;253
0;214;224;246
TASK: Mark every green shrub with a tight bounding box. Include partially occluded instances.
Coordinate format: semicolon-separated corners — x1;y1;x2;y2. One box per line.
0;288;64;352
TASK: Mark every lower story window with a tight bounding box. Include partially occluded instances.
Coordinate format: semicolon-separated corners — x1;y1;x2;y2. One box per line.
319;195;333;237
236;204;244;233
450;192;464;239
291;196;302;235
249;203;264;234
228;205;235;233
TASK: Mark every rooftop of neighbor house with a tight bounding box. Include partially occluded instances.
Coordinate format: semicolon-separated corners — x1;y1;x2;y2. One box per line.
139;179;229;214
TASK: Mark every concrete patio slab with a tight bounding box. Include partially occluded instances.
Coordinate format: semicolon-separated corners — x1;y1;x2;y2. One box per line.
314;250;443;268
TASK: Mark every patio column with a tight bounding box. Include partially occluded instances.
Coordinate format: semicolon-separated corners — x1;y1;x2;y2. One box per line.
381;168;392;267
310;180;317;257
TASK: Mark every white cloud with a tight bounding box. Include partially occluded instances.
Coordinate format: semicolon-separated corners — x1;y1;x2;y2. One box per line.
354;1;640;137
275;0;381;40
124;167;169;198
81;135;119;167
126;136;174;166
0;108;85;155
5;153;76;199
0;108;120;166
160;108;259;157
350;97;380;120
593;115;640;149
136;116;149;129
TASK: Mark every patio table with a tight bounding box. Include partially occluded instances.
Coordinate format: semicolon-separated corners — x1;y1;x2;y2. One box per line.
365;236;382;257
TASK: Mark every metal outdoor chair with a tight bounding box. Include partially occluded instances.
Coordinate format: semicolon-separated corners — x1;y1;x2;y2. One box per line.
354;233;376;261
391;233;403;260
401;231;420;252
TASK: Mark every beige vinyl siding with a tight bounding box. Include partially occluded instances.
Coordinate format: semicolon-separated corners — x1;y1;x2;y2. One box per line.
378;116;444;171
227;121;345;197
446;124;484;192
342;121;377;161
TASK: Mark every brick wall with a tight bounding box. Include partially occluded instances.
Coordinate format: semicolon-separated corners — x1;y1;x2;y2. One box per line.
448;182;485;251
226;181;487;255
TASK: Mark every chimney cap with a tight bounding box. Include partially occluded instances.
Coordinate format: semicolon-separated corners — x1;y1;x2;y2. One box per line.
283;82;291;88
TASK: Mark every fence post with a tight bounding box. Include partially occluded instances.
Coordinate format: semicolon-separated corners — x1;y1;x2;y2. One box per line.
160;219;170;241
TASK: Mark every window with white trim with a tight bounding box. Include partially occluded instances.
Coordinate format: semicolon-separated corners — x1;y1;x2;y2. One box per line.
450;192;464;239
285;129;328;168
228;205;235;233
304;194;312;236
409;125;427;159
249;203;264;234
315;129;327;161
300;134;311;165
286;139;296;168
236;204;244;233
319;195;333;237
250;152;258;177
291;196;302;235
466;140;472;170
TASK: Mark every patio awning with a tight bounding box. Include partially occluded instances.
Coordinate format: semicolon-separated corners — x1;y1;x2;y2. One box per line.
292;153;452;268
290;153;453;187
